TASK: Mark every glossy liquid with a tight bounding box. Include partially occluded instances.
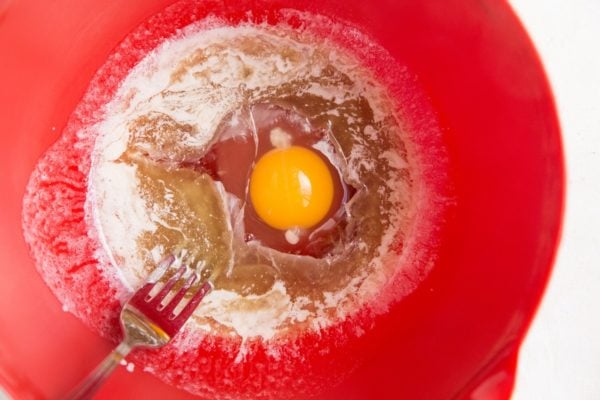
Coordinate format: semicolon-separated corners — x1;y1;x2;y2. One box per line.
91;25;416;338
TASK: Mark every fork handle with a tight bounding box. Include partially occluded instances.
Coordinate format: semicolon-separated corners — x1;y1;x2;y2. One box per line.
66;342;132;400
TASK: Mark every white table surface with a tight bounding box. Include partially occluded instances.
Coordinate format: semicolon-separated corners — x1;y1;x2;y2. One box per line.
2;2;598;399
509;1;600;399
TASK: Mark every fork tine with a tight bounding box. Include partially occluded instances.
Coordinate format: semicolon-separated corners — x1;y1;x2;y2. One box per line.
148;263;186;306
172;281;213;322
129;255;176;304
147;254;176;282
129;282;154;303
161;271;198;316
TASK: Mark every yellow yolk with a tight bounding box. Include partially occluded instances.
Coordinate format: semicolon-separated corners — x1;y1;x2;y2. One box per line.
250;146;334;230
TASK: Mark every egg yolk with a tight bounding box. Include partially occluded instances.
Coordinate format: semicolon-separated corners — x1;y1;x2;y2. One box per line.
250;146;334;230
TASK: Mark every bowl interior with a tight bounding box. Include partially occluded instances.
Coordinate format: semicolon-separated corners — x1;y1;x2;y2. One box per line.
0;0;563;399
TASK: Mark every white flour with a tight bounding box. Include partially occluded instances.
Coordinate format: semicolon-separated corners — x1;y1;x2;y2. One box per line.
89;20;417;343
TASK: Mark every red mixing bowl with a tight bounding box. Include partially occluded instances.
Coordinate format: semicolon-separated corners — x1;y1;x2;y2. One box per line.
0;0;563;399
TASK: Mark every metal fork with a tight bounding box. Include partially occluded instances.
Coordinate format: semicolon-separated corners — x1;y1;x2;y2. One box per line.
66;255;212;399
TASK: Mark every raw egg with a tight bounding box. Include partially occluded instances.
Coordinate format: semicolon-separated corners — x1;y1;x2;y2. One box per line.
21;14;444;400
198;103;355;257
249;146;334;231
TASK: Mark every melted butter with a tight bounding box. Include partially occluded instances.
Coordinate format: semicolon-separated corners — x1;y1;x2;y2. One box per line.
92;25;415;337
124;152;233;281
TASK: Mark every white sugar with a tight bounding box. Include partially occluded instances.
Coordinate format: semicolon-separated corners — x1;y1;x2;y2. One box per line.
126;362;135;373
